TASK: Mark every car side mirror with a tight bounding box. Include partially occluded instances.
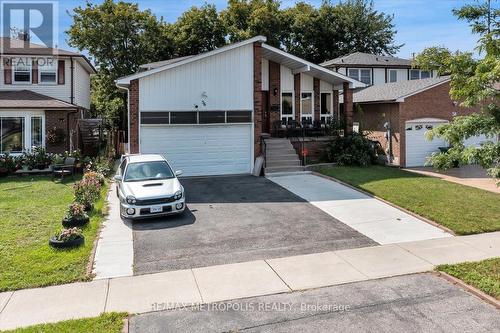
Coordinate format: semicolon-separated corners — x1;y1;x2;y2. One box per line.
114;175;122;182
175;170;183;177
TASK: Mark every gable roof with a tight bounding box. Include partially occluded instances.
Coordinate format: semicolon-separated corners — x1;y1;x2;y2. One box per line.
353;76;451;103
0;90;76;109
117;36;364;89
0;37;96;73
321;52;412;68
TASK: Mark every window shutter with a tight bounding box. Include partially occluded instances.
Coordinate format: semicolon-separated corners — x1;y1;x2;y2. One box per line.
57;60;65;84
32;59;38;84
4;58;12;84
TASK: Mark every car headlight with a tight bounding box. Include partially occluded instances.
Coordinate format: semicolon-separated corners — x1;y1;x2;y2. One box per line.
174;190;183;200
126;195;137;204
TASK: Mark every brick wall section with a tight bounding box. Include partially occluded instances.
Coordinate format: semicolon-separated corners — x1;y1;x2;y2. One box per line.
343;82;353;134
253;42;263;158
45;109;78;154
313;78;320;121
398;81;478;167
129;79;140;154
294;74;300;120
291;139;330;162
269;60;281;126
355;103;401;164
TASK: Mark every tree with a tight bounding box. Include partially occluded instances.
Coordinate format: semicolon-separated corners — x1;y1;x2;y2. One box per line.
172;4;227;56
67;0;174;128
220;0;286;47
283;0;402;63
414;0;500;181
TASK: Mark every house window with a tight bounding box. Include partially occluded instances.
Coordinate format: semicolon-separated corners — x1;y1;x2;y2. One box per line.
320;92;332;123
281;92;293;123
141;112;170;124
410;69;420;80
12;58;31;84
140;111;252;125
301;92;313;122
227;111;251;123
348;68;371;85
421;70;431;79
39;59;57;84
31;117;43;147
199;111;225;124
0;117;25;153
389;70;397;83
170;112;197;124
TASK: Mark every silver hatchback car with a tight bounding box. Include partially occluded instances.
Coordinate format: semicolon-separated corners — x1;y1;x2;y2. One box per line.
114;154;186;219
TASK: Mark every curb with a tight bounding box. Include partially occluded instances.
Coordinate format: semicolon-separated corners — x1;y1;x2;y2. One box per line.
311;171;457;236
435;271;500;309
121;316;129;333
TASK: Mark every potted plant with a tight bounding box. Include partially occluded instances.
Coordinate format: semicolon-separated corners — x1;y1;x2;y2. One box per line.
62;202;90;227
0;154;16;177
49;227;84;248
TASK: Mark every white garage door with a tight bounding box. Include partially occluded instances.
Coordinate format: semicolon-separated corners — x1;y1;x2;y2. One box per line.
140;124;253;176
405;119;493;167
405;120;448;167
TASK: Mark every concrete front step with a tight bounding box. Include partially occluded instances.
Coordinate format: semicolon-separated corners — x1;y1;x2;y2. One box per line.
266;157;301;164
264;166;305;173
266;160;301;168
266;148;297;155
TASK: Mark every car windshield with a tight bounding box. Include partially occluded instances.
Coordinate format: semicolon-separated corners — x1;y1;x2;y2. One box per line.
124;161;174;182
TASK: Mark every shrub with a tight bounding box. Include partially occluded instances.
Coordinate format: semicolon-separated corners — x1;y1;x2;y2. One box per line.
0;153;17;174
74;175;102;208
326;133;378;166
54;227;83;242
23;147;52;169
83;171;106;185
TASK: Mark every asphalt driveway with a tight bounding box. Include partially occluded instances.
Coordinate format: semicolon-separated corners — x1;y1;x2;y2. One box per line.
132;176;376;275
129;273;500;332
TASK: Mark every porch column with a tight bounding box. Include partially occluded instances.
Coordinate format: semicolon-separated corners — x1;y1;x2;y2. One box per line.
294;73;300;121
332;89;339;123
253;42;263;157
313;78;320;121
129;79;140;154
269;61;281;127
343;81;353;135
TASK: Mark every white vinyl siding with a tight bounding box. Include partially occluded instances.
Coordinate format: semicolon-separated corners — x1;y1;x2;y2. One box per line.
73;60;91;109
140;43;253;111
373;68;385;85
140;124;253;176
261;58;269;91
280;65;294;91
300;73;313;91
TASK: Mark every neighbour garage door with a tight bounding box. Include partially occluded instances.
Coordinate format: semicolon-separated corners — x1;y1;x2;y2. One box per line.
140;124;253;176
405;119;492;167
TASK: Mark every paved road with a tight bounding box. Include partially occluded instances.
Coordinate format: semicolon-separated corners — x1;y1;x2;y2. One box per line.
129;273;500;333
132;176;376;274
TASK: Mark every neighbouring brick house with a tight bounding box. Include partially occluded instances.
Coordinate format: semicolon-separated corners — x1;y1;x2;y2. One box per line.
117;36;364;177
352;76;493;167
0;37;95;155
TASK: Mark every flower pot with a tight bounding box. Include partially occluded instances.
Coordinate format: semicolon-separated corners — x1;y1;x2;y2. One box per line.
49;235;84;249
62;215;90;228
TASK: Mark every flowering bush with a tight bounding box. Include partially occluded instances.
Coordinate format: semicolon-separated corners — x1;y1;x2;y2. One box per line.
23;147;52;169
74;175;102;209
54;227;83;242
66;202;87;219
83;171;106;185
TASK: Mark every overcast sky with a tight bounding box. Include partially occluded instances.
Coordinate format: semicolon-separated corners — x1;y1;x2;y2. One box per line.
53;0;487;59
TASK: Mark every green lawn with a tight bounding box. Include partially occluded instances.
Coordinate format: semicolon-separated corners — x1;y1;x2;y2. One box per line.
318;166;500;235
0;176;109;291
0;313;127;333
437;258;500;300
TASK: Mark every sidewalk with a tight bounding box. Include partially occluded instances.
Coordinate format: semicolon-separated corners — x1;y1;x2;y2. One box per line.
1;232;498;330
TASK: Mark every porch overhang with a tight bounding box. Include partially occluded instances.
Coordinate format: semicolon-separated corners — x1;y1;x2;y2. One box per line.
261;44;365;89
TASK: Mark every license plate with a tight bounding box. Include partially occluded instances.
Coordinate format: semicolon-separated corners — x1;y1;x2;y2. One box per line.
150;206;163;213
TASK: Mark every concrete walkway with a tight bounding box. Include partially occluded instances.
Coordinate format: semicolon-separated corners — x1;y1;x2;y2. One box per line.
0;232;498;330
93;184;134;279
405;165;500;194
267;174;451;244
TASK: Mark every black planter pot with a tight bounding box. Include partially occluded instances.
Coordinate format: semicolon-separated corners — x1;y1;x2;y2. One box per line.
62;215;90;228
49;235;85;249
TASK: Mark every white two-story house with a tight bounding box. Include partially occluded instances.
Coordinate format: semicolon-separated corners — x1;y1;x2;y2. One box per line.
0;37;95;154
320;52;438;86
